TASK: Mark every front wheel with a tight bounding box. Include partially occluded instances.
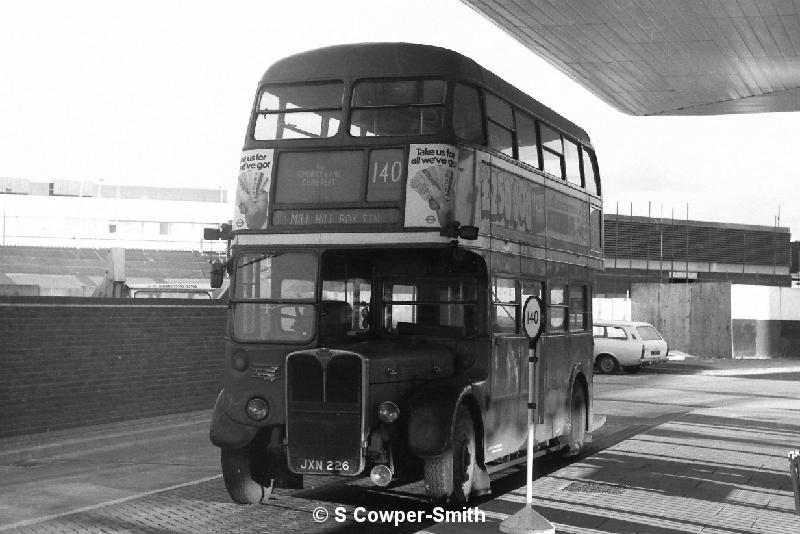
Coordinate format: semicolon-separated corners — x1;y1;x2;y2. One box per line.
221;446;270;504
423;405;476;503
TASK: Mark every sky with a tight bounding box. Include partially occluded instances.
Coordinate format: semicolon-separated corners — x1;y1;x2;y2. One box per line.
1;0;797;236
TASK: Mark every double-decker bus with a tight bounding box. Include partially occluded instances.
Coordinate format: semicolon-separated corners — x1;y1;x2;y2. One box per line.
209;42;604;505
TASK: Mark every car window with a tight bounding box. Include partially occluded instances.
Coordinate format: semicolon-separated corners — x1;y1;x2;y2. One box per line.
607;326;627;339
592;325;605;337
636;326;662;341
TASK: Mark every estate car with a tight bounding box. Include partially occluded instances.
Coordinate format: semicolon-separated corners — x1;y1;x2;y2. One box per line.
593;320;669;373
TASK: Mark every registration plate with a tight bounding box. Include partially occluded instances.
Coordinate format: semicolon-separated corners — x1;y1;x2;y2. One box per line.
297;458;353;472
651;350;661;355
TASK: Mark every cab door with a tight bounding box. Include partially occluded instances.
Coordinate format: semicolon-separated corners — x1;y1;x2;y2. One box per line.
483;277;540;461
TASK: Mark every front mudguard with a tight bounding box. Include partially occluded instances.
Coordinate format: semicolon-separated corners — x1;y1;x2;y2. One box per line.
209;390;259;449
406;381;483;458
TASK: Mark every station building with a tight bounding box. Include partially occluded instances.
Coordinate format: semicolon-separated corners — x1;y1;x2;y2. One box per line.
0;177;230;296
597;214;792;297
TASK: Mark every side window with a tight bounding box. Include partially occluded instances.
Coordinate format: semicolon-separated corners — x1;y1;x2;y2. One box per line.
486;94;514;158
547;284;567;332
540;124;564;179
582;146;600;195
592;325;605;337
492;277;518;334
453;84;484;144
516;112;539;168
607;326;627;339
564;139;582;187
569;285;587;331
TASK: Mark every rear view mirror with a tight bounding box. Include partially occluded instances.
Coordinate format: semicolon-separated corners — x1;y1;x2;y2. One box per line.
210;260;225;288
204;227;222;240
204;223;233;241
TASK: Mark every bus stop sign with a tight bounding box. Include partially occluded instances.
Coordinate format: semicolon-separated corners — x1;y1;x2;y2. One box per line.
522;296;544;343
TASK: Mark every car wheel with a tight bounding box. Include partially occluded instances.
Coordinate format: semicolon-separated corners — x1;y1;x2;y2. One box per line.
596;354;619;374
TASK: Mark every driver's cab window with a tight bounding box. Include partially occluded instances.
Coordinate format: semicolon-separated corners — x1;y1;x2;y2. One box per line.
231;252;317;342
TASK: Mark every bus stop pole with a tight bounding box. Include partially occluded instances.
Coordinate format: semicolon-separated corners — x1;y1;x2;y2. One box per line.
789;450;800;516
500;297;555;534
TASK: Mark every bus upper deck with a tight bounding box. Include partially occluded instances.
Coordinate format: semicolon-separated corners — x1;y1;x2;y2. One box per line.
233;43;601;268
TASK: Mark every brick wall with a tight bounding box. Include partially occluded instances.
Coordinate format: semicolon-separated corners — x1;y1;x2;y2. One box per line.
0;297;227;438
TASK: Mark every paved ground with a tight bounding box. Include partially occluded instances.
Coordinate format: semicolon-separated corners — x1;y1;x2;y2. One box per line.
1;358;799;533
427;359;800;534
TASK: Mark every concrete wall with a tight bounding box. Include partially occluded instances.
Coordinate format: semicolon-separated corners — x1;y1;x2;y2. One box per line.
631;283;732;358
0;297;227;438
593;297;632;321
731;285;800;358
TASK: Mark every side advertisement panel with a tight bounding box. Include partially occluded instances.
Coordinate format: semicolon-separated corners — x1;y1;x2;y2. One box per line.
477;161;589;252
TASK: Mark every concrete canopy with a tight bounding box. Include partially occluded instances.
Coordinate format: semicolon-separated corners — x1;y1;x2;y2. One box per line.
461;0;800;115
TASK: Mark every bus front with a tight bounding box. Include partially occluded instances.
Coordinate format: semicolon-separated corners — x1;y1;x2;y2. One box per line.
210;44;490;504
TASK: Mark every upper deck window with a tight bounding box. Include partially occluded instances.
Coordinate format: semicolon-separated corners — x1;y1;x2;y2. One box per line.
350;79;445;137
485;94;514;158
516;112;539;169
452;84;483;144
540;124;564;179
254;82;343;140
564;138;582;187
582;146;600;195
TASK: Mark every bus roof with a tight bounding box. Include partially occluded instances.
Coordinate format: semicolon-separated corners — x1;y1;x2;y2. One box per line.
260;42;591;146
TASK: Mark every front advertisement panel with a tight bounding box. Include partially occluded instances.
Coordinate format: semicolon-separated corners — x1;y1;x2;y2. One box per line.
404;144;459;230
234;149;274;230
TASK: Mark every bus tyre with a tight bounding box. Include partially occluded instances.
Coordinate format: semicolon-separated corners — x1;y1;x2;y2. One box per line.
423;406;476;504
566;385;587;456
221;446;267;504
596;354;619;374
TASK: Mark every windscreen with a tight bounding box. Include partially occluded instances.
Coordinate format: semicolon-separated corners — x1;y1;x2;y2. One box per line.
232;252;317;342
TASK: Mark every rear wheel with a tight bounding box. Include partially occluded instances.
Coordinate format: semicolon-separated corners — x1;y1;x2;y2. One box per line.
596;354;619;374
423;405;476;503
221;446;269;504
566;385;587;456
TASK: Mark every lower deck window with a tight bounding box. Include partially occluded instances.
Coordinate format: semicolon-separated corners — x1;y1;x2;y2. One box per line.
384;280;479;336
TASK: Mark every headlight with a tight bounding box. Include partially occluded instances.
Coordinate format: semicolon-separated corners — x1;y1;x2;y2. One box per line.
378;401;400;423
246;397;269;421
